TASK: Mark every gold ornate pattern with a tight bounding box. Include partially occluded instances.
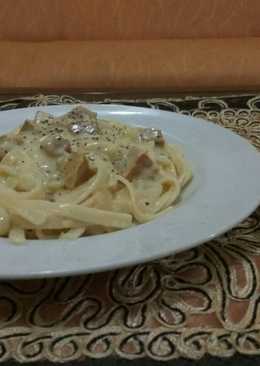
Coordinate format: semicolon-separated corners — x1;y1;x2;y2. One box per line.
0;94;259;362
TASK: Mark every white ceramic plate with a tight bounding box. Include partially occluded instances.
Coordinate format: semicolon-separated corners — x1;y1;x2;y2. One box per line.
0;103;259;279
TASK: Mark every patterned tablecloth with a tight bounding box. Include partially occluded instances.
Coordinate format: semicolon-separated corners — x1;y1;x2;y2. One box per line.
0;93;259;363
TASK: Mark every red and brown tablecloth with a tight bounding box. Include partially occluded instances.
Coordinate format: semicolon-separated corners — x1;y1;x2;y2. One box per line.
0;93;259;362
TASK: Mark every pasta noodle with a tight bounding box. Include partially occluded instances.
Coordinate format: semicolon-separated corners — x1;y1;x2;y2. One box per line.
0;106;192;243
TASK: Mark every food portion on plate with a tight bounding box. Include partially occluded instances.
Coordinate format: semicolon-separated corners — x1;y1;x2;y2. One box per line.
0;106;192;243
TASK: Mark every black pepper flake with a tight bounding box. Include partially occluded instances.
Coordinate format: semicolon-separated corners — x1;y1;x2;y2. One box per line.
145;202;150;206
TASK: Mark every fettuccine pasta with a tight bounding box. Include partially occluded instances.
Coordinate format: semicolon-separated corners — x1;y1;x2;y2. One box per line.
0;106;192;243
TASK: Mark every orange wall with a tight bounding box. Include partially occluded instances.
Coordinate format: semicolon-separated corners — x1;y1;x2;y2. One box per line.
0;0;260;41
